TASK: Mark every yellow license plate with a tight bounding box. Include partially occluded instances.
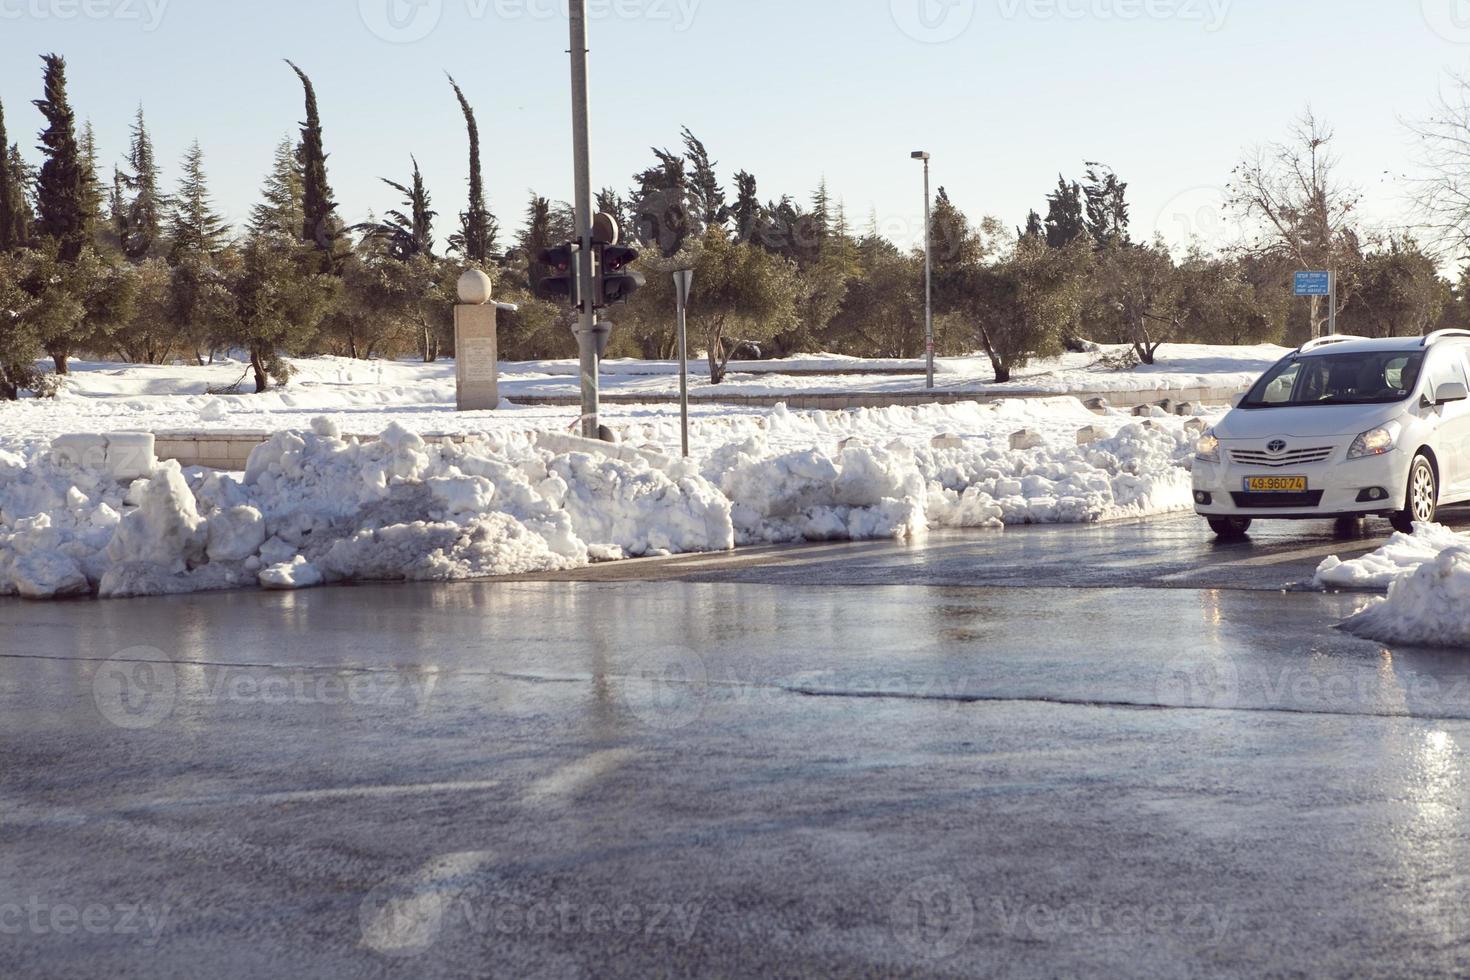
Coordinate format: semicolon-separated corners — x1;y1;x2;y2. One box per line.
1245;476;1308;493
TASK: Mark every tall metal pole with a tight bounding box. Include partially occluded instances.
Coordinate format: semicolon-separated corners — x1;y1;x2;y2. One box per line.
923;158;934;390
675;271;693;458
1328;268;1338;338
568;0;599;439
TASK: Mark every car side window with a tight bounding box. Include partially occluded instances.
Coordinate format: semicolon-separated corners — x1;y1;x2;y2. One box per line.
1260;363;1301;404
1428;350;1468;397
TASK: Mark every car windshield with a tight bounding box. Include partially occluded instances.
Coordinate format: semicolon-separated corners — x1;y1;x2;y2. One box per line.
1241;351;1425;409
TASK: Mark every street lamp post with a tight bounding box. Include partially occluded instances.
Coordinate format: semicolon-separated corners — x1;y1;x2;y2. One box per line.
912;151;934;390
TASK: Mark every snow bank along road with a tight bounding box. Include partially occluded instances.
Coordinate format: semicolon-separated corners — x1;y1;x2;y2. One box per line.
0;397;1208;601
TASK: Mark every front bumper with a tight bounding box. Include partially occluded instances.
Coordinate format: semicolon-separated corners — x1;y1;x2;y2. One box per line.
1192;448;1410;519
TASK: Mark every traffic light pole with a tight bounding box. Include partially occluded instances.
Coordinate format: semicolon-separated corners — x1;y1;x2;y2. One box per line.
568;0;599;439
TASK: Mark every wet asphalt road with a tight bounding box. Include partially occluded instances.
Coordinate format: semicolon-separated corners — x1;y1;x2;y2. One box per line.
4;513;1470;978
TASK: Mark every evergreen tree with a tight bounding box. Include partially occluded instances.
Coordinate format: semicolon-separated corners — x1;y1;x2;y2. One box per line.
32;54;87;263
0;100;32;253
249;136;305;238
1083;163;1130;248
233;230;334;391
519;194;556;299
631;147;696;257
285;60;339;265
446;74;497;263
1043;176;1086;249
1020;209;1044;242
731;171;762;244
79;121;106;241
596;187;629;237
120;106;164;260
167;140;229;258
682;127;726;228
358;157;436;261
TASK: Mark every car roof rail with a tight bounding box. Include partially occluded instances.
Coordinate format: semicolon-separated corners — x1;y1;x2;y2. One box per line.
1422;329;1470;347
1298;334;1369;354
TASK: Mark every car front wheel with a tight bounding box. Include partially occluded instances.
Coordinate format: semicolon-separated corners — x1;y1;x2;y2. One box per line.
1391;455;1438;534
1208;517;1253;540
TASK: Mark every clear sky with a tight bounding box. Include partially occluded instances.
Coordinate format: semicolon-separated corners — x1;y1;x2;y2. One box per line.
2;0;1468;255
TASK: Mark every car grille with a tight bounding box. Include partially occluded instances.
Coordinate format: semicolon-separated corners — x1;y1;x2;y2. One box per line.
1229;447;1336;468
1230;491;1326;509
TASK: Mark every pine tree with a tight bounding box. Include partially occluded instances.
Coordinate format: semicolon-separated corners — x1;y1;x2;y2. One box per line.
32;54;87;264
631;148;695;257
595;187;629;236
1044;176;1086;249
520;194;555;298
731;171;762;244
79;121;106;241
446;74;497;263
285;60;339;265
682;127;726;228
0;99;30;253
1083;163;1130;248
1020;209;1044;242
358;157;436;261
121;106;163;260
249;136;305;238
167;140;229;258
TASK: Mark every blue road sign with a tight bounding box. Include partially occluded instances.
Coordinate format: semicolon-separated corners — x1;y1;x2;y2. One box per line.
1295;271;1331;297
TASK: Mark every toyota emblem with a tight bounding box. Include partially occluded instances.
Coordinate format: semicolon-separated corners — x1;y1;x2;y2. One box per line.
1268;440;1288;454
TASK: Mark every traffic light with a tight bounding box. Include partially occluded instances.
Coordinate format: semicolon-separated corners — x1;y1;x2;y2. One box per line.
597;244;645;307
538;244;579;305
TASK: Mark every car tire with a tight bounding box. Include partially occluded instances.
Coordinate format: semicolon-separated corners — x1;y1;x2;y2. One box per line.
1391;455;1438;535
1208;517;1253;540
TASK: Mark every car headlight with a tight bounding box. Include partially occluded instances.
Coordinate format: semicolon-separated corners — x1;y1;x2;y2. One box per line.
1348;422;1402;460
1196;432;1221;463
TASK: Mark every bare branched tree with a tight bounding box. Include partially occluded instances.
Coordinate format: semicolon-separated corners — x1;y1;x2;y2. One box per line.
1406;73;1470;263
1228;109;1363;339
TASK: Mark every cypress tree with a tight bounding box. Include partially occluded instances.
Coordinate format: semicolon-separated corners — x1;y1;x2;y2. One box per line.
1044;176;1086;249
32;54;86;263
358;157;436;261
682;127;726;228
446;74;497;263
285;60;338;263
168;140;228;258
731;171;762;244
121;107;163;260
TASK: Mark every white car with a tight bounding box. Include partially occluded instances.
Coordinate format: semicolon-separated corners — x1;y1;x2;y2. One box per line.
1193;331;1470;539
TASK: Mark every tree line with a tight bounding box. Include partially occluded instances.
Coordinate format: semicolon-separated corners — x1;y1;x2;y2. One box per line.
2;55;1469;399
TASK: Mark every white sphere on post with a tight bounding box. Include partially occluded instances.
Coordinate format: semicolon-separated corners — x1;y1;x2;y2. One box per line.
457;269;493;306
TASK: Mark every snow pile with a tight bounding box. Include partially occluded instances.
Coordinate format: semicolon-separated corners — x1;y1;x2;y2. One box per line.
0;421;736;599
1316;525;1470;648
1;398;1206;600
1315;523;1467;591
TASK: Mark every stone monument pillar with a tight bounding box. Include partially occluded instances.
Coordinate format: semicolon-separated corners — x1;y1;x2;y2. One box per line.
454;269;499;411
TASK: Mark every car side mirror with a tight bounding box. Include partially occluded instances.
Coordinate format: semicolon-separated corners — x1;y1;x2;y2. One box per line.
1436;382;1469;405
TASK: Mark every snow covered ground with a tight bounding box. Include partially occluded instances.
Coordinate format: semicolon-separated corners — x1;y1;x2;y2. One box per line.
0;343;1277;449
1317;525;1470;648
